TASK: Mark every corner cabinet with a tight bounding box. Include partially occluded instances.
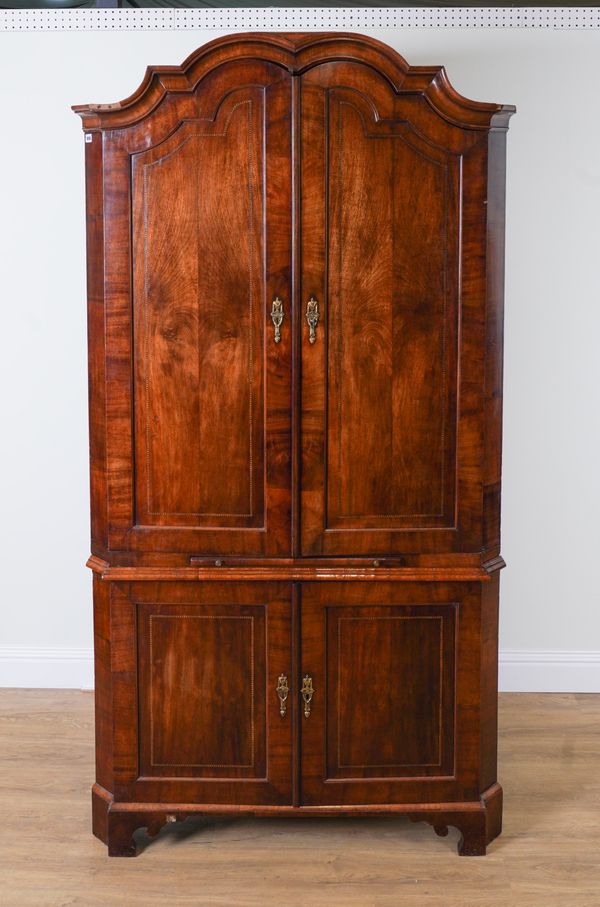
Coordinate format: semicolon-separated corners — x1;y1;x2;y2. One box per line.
74;32;514;857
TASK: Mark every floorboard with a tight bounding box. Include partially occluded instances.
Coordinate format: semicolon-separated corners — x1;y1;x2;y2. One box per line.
0;691;599;906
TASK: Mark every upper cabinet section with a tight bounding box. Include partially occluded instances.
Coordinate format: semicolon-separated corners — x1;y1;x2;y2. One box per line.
74;33;513;562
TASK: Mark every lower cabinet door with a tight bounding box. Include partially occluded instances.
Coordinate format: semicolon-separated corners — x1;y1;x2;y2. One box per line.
110;581;292;805
300;582;481;806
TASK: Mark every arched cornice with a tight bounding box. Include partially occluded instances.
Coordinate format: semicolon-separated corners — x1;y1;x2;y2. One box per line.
72;32;515;132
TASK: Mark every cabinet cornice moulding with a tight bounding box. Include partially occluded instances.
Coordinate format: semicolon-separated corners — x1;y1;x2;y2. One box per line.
71;31;515;133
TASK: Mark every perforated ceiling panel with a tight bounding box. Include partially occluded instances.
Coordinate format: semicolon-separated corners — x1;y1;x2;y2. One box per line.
1;7;599;31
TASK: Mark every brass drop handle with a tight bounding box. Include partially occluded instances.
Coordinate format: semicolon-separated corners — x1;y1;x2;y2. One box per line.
271;296;284;344
301;674;314;718
306;297;319;344
276;674;289;717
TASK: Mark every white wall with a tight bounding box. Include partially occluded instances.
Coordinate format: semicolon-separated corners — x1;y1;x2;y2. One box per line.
0;22;599;691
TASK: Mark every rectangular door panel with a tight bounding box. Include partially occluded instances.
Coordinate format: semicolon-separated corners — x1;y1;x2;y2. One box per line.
326;97;456;530
105;63;292;556
299;64;484;556
300;582;481;806
138;602;267;779
329;606;455;777
133;100;265;529
110;581;292;805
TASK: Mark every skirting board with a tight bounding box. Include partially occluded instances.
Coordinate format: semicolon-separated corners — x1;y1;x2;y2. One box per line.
0;647;95;691
0;647;598;693
498;650;600;694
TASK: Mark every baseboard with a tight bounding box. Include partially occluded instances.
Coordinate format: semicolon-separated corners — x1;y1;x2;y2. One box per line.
0;647;94;690
0;646;598;693
499;650;600;693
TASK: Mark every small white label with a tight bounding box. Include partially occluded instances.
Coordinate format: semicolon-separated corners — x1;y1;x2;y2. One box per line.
85;133;93;144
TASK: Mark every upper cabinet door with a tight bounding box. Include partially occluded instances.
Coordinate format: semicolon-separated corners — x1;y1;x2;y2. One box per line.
299;62;489;557
103;64;293;556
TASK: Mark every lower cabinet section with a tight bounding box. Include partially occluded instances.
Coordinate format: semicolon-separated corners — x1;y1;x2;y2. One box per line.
92;574;501;856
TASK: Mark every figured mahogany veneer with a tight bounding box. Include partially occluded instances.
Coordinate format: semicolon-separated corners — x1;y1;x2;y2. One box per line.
74;32;514;857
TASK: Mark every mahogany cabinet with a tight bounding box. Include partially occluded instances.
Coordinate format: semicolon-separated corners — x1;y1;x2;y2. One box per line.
74;32;514;857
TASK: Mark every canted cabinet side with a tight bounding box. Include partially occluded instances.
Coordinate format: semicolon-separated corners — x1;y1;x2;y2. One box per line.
75;31;513;859
84;130;108;559
483;130;510;561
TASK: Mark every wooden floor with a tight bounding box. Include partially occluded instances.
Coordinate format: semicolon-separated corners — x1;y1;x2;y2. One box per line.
0;692;599;906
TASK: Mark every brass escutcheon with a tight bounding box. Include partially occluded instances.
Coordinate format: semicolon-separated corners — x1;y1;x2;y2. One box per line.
276;673;289;718
306;297;319;344
271;297;284;343
301;674;314;718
